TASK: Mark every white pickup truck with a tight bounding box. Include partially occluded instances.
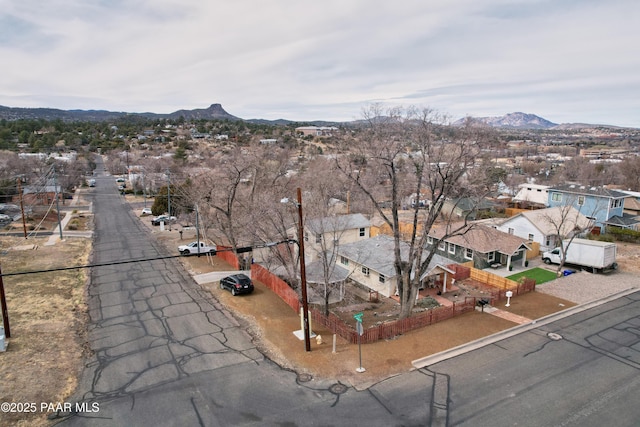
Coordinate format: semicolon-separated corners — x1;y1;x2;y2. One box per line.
178;241;217;256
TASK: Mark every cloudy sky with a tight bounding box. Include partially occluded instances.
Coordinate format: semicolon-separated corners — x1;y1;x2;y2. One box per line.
1;0;639;127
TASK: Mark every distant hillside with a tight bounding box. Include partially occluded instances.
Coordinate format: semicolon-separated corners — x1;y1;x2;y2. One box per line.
455;112;557;129
0;103;240;122
165;104;240;121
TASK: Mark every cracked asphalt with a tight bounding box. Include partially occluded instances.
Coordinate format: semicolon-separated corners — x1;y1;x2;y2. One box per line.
58;156;640;426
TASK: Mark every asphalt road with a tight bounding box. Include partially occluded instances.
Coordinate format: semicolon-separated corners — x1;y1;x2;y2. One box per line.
60;156;640;426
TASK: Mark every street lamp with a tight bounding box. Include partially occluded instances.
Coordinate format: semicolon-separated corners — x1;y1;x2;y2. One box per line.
281;188;311;352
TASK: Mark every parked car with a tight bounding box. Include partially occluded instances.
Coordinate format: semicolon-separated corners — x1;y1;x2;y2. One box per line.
178;241;216;256
141;208;152;216
220;274;254;296
151;215;176;226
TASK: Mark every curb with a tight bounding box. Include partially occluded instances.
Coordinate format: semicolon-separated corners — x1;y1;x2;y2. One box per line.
412;287;639;369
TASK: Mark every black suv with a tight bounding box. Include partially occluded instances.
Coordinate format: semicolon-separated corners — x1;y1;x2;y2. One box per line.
220;274;254;296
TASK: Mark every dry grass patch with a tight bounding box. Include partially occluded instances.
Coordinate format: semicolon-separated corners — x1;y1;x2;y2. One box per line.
0;237;91;427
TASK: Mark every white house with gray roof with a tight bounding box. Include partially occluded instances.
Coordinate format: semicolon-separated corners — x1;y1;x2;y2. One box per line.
496;206;593;251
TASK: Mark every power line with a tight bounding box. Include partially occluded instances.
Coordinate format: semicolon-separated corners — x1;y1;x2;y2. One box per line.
0;240;291;278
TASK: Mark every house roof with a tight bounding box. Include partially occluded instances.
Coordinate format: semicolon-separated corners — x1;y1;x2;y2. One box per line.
305;213;370;234
448;197;498;212
304;260;350;285
511;206;593;236
623;197;640;212
512;183;550;206
429;223;530;255
337;234;457;278
337;235;403;277
604;213;640;228
23;185;61;194
549;183;628;199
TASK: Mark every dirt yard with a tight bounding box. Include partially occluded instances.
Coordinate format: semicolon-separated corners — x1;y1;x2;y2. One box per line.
0;236;91;427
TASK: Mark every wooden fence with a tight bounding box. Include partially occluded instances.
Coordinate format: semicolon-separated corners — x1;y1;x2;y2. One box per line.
251;263;300;312
216;246;240;270
465;268;536;304
241;261;534;345
311;300;477;344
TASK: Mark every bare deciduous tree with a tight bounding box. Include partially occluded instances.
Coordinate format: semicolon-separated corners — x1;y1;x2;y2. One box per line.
336;105;486;319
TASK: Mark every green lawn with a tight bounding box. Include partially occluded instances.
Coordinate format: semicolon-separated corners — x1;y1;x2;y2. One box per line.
507;267;557;285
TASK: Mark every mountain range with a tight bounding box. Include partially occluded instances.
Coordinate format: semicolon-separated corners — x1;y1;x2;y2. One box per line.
0;104;628;129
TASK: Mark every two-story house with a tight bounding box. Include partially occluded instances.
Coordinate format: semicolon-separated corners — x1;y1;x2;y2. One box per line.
496;206;593;251
303;213;370;262
547;184;628;232
426;223;531;270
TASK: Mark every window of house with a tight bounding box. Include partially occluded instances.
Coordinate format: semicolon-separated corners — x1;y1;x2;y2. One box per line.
427;236;433;245
508;228;514;235
340;256;348;266
528;233;534;241
379;274;386;283
551;193;562;202
438;241;445;251
316;233;322;244
578;196;585;206
488;252;495;262
546;237;551;246
362;266;369;276
465;248;473;260
448;242;455;254
359;227;365;237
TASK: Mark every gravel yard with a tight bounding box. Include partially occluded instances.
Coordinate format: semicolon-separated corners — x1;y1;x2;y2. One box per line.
536;242;640;304
536;270;638;304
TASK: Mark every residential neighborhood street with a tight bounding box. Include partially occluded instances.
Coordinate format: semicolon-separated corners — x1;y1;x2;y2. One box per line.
49;157;640;426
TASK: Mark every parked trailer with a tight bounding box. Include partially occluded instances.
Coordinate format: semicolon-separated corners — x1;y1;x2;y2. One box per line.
542;238;617;273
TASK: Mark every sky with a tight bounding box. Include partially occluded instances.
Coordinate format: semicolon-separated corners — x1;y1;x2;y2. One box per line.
1;0;639;127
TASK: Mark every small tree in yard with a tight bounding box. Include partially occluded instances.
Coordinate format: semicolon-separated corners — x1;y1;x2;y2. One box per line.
336;105;489;319
542;199;599;276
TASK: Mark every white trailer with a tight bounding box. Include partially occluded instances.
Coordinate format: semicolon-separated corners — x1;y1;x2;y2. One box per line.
542;238;617;273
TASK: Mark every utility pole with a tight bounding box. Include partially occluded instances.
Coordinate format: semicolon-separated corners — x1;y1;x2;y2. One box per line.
166;170;171;216
17;178;28;239
195;204;201;256
142;172;147;210
296;188;311;352
0;264;10;338
53;168;63;240
166;170;171;231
